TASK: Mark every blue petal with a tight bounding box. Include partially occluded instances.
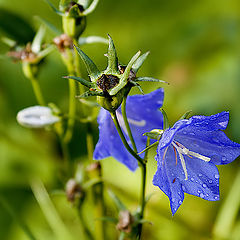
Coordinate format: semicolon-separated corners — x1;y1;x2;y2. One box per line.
153;146;184;215
94;89;164;171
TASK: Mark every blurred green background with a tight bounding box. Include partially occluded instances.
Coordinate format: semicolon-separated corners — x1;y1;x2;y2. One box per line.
0;0;240;239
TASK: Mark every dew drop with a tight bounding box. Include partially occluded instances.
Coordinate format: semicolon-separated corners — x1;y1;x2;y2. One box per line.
182;185;186;191
200;193;204;198
179;200;182;204
189;132;195;136
172;198;175;203
202;184;207;188
214;196;219;200
209;180;213;184
190;177;194;182
182;131;187;134
197;190;201;193
198;173;202;177
222;156;227;162
214;174;220;179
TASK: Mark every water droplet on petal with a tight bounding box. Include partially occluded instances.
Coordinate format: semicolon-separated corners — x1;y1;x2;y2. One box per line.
202;184;207;188
200;193;204;198
209;180;213;184
198;173;202;177
189;132;195;136
222;156;226;162
182;185;186;191
214;174;220;179
197;190;201;193
179;200;182;204
172;198;175;203
183;131;187;134
214;196;219;200
190;177;194;182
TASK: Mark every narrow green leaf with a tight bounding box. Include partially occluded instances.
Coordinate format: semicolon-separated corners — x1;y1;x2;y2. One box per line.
44;0;64;16
160;108;170;130
63;75;94;88
37;45;55;59
135;77;168;84
108;190;127;211
106;35;118;73
0;196;37;240
138;141;159;155
95;217;118;223
82;0;99;15
78;36;108;46
132;51;149;73
31;179;74;240
109;51;141;96
179;110;192;120
74;44;101;80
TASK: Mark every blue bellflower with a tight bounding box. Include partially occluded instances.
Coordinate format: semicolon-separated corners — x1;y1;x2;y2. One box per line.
94;88;164;171
153;111;240;215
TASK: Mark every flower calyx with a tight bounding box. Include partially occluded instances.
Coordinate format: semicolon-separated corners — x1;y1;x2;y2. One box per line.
65;35;165;112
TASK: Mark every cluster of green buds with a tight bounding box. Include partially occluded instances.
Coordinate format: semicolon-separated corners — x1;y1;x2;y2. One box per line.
65;35;165;112
46;0;99;38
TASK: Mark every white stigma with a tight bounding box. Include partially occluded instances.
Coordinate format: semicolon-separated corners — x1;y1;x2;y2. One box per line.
172;141;210;180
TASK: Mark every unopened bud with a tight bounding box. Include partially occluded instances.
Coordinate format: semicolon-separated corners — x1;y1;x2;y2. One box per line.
116;210;133;233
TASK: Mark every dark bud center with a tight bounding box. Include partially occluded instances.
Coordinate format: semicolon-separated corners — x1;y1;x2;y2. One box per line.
97;74;119;92
118;65;136;82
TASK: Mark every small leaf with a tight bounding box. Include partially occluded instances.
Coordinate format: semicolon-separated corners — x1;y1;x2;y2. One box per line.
143;129;163;140
37;45;55;59
82;0;99;15
74;44;101;81
108;190;127;211
135;77;168;84
138;141;159;155
160;108;170;130
44;0;64;16
132;51;149;73
63;75;95;88
78;36;108;46
179;110;192;120
106;35;118;73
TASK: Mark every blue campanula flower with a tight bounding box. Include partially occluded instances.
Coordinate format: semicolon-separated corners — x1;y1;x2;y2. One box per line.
153;111;240;215
93;88;164;171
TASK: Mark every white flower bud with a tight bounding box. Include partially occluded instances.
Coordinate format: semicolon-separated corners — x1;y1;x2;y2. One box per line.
16;106;60;128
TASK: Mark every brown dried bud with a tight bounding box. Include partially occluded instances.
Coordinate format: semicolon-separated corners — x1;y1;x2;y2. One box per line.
96;74;119;92
8;43;37;63
65;178;83;202
53;34;73;52
116;210;133;233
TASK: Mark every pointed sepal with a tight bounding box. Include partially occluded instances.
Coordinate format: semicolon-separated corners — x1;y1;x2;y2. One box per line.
130;81;144;95
63;75;95;88
76;90;104;98
44;0;64;16
31;25;46;54
132;51;149;73
74;44;101;81
108;190;127;211
106;35;118;74
179;110;192;120
82;0;99;15
135;76;168;84
160;108;170;130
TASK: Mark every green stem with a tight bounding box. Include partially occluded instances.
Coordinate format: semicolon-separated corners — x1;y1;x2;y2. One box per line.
110;111;144;165
121;96;137;152
78;207;94;240
22;62;45;106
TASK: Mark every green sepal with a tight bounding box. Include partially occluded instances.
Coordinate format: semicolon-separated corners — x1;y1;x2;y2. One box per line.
179;110;192;120
78;98;100;107
94;217;118;223
76;90;104;98
108;190;127;211
31;25;46;54
138;140;159;155
82;0;99;15
106;35;118;74
45;0;64;16
109;51;141;96
78;36;108;45
130;81;144;95
135;77;168;84
59;0;72;12
74;45;101;81
143;129;163;140
132;51;149;73
160;108;170;130
63;75;95;88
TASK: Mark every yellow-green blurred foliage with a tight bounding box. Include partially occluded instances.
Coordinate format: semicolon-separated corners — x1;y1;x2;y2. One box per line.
0;0;240;239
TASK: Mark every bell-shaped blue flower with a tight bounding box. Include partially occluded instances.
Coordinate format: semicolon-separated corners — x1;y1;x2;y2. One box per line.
153;111;240;215
93;88;164;171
